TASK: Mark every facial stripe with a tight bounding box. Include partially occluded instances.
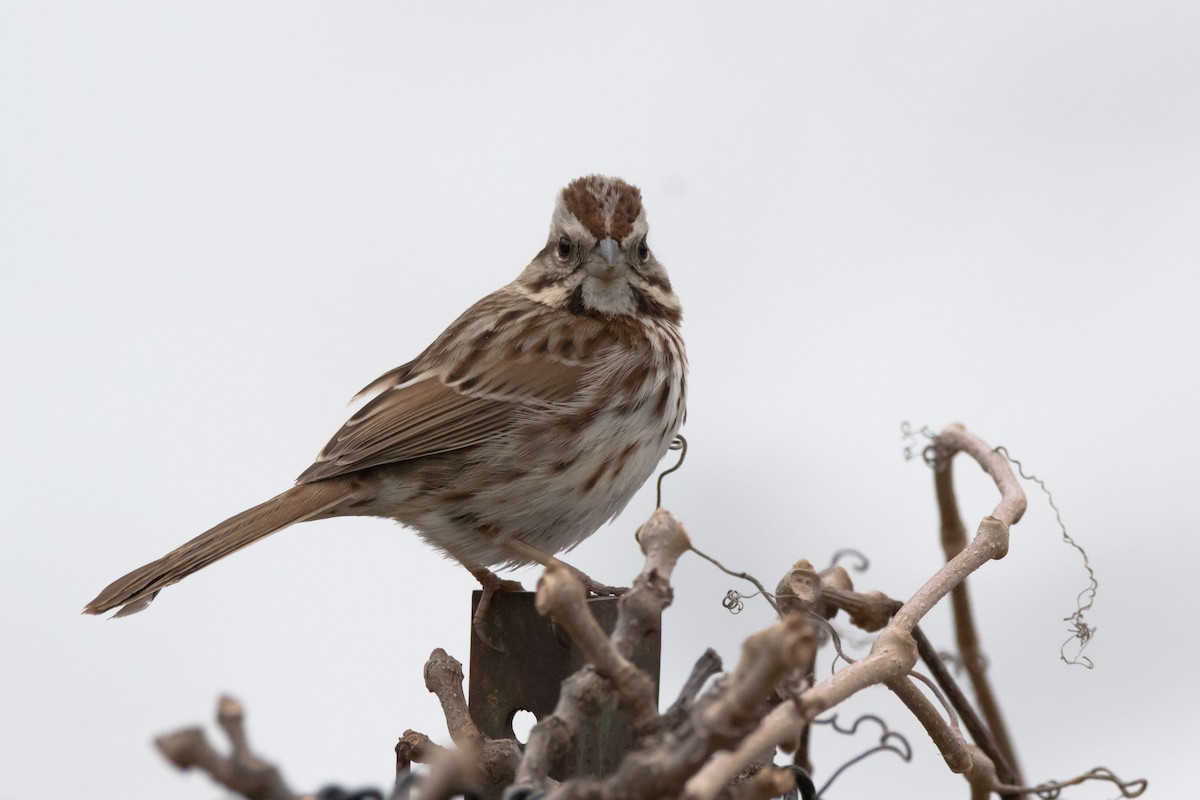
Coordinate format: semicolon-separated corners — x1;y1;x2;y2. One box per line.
628;285;682;324
641;270;672;292
568;283;587;315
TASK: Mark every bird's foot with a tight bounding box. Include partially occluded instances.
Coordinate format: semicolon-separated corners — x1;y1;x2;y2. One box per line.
562;563;628;597
497;537;626;596
470;567;525;651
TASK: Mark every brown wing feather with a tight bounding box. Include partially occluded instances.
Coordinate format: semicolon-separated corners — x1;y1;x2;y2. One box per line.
298;291;588;484
297;380;508;482
351;359;417;401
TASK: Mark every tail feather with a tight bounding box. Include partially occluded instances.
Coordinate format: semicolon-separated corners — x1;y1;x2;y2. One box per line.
83;479;357;617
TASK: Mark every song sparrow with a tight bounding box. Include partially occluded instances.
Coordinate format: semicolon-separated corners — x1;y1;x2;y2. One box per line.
85;175;686;619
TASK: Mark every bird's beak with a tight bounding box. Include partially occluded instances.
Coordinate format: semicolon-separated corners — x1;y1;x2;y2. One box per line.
597;236;621;267
584;236;625;281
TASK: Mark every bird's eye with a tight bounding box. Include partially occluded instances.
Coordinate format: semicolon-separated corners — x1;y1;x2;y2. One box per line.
557;236;572;259
637;239;650;262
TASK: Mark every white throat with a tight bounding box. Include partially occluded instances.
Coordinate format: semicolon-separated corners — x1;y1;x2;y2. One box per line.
581;276;636;315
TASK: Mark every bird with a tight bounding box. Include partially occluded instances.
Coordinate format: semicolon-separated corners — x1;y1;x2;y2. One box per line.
84;175;687;624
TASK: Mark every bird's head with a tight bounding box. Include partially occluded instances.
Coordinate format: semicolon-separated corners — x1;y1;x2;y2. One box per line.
518;175;681;323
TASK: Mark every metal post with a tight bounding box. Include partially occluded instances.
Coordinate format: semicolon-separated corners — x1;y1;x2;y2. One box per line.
468;591;662;780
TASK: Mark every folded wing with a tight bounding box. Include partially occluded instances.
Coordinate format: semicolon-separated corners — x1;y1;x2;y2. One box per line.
297;305;588;483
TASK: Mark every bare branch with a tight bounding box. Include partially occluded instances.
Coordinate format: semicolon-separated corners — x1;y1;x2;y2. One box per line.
689;424;1023;790
535;564;658;727
145;431;1142;800
417;649;522;799
661;648;723;729
528;612;812;800
932;423;1027;526
820;586;895;633
615;507;693;656
932;434;1024;788
910;626;1020;788
395;729;447;770
418;747;486;800
727;765;795;800
887;676;997;787
516;509;690;791
424;648;483;749
671;615;816;800
154;695;295;800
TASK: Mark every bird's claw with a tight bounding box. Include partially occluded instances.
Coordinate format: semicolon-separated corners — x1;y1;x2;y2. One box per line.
471;568;525;652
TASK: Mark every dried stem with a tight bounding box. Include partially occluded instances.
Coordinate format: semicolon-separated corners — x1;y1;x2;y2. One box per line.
817;584;1021;788
910;626;1020;788
614;508;694;656
418;747;486;800
886;677;1000;788
933;423;1028;526
424;648;483;748
932;432;1024;789
661;648;723;728
515;508;691;791
594;613;816;800
395;729;448;770
535;564;659;727
146;425;1143;800
154;695;295;800
418;649;522;800
727;765;795;800
688;423;1025;796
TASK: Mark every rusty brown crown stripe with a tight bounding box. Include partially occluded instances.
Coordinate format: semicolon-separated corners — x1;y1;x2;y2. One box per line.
562;180;605;239
609;184;642;241
561;176;643;242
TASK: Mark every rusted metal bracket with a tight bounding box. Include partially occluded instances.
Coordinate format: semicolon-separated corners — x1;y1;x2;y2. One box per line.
468;590;661;780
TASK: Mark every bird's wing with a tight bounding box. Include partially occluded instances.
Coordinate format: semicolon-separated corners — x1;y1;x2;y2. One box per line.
297;295;586;483
350;359;418;401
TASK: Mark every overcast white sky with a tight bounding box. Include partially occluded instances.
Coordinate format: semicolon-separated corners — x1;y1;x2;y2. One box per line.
3;3;1198;798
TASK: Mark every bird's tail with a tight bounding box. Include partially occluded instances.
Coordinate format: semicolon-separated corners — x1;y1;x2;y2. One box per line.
83;479;358;617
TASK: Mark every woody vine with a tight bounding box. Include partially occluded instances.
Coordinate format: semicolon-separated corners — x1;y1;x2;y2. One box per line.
151;423;1145;800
